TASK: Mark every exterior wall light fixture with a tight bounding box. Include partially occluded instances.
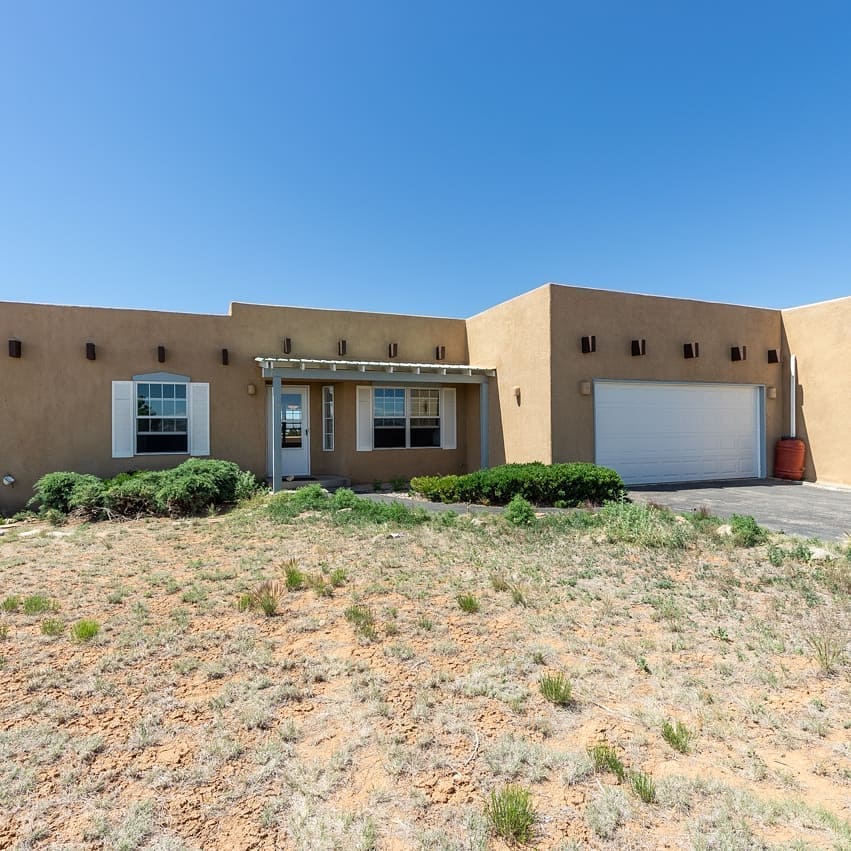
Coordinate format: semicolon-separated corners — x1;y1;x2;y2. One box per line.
581;335;596;354
731;345;747;362
282;337;292;355
2;474;15;487
8;340;21;358
767;386;777;399
157;345;166;363
579;381;592;396
247;383;257;396
338;339;347;356
435;345;446;361
683;342;700;359
631;339;646;356
221;348;229;365
388;342;398;358
768;349;780;364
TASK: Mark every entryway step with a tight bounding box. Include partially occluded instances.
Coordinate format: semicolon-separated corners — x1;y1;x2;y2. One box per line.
273;475;351;492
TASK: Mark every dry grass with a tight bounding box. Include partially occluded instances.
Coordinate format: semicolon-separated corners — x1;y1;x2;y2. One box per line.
0;499;849;849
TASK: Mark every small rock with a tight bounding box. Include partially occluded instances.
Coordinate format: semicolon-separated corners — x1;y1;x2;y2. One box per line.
0;529;5;536
716;524;733;538
809;547;833;561
674;515;688;524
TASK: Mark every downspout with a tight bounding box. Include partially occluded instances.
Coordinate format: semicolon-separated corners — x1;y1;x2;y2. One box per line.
789;354;797;438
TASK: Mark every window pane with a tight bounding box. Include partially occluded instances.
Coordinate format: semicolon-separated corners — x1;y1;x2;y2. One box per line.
410;389;440;417
374;427;406;448
137;433;188;453
175;384;187;398
146;399;161;416
150;384;162;399
137;383;149;398
411;426;440;447
175;418;187;432
174;400;187;416
162;384;175;399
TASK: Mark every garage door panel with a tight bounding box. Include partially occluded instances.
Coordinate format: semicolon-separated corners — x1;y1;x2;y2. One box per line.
595;381;761;485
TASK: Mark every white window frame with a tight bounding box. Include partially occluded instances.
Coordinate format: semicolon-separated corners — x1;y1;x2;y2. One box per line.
135;380;190;455
372;386;441;450
322;386;335;451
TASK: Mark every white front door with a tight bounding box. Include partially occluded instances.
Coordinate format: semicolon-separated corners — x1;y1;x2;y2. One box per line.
280;386;310;477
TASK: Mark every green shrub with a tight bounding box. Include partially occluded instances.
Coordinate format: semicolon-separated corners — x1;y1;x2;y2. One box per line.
330;487;360;509
104;471;164;516
1;596;20;613
155;459;242;516
484;785;536;844
729;514;768;547
411;462;625;507
283;561;305;591
41;619;64;636
71;619;100;642
345;604;378;641
28;472;88;513
505;494;536;526
235;469;264;501
67;475;107;519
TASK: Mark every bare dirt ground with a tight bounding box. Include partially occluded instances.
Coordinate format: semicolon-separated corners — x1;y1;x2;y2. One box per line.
0;498;849;850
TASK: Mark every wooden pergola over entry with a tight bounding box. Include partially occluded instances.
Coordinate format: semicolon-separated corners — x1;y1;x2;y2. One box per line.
256;357;496;492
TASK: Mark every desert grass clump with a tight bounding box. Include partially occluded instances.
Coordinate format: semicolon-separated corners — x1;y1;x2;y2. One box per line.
23;594;57;615
586;786;630;839
283;560;305;591
256;591;278;616
71;619;100;642
630;770;657;803
538;672;573;707
0;623;8;640
484;785;536;844
40;619;64;636
661;719;692;753
588;741;626;782
329;568;347;587
345;604;378;642
457;593;481;613
1;595;20;613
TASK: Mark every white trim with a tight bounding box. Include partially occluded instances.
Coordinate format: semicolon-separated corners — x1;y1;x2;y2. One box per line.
441;387;457;450
111;381;135;458
356;386;373;452
188;382;210;456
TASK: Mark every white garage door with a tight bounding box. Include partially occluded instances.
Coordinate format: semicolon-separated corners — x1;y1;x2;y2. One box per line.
594;381;763;485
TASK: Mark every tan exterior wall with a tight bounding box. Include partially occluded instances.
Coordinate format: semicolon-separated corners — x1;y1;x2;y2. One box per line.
547;285;785;467
0;301;469;514
466;286;553;466
781;297;851;485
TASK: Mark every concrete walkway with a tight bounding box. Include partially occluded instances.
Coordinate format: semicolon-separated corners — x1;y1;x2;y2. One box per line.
629;479;851;541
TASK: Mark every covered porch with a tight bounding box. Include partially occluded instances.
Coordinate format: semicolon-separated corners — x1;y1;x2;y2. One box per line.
255;357;495;492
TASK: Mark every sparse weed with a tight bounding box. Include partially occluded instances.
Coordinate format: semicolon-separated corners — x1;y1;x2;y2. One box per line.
40;619;64;636
589;741;626;782
0;623;7;640
329;568;347;587
661;719;692;753
457;593;480;613
417;615;433;631
538;672;573;706
484;785;536;844
805;615;847;674
345;604;378;642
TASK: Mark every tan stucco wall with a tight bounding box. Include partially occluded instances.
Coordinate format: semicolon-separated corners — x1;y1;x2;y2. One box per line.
547;285;785;468
0;301;469;514
781;296;851;485
466;286;553;466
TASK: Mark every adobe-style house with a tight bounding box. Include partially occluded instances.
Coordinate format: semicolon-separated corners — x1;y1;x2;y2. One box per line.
1;283;849;514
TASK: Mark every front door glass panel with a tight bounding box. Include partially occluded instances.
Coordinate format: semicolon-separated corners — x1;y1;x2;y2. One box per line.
282;393;303;448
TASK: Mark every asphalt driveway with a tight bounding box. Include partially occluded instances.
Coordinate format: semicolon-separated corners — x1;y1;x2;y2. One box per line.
629;479;851;541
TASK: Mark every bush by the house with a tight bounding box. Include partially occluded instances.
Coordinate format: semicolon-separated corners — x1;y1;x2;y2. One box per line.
29;459;260;520
268;485;430;526
410;462;625;507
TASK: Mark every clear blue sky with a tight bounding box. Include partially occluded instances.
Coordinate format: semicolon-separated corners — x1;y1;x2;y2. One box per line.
1;2;849;317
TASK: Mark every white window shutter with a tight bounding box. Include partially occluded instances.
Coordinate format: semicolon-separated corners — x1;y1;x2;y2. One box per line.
112;381;135;458
441;387;457;450
356;385;373;452
188;382;210;456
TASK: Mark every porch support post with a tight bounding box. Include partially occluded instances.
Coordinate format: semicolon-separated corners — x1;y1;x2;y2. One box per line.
479;380;489;470
271;375;282;492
